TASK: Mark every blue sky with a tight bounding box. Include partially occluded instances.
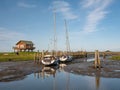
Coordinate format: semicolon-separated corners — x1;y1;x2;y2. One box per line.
0;0;120;52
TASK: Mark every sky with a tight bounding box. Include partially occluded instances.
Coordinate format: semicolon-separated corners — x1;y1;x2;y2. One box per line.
0;0;120;52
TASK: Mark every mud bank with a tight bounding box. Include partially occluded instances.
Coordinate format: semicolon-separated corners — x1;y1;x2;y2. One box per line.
64;59;120;78
0;61;43;82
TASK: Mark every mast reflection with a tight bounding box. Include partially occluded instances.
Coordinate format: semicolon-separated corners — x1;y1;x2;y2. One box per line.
95;70;101;90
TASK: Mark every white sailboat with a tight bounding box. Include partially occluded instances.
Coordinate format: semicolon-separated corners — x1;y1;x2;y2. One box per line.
59;20;73;62
41;54;58;66
41;9;58;66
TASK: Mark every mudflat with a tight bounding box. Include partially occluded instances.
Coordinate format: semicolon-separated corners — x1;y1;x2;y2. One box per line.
0;58;120;82
0;61;43;82
64;59;120;78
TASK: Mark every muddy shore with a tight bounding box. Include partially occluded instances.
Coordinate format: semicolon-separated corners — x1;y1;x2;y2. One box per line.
0;61;43;82
0;58;120;82
64;59;120;78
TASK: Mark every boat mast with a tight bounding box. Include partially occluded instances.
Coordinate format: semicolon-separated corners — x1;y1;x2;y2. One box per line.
53;8;57;56
64;19;70;54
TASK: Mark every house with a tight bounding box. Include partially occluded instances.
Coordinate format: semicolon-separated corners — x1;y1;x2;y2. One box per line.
13;40;35;52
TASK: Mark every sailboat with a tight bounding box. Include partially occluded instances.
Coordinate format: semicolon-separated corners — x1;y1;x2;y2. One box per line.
59;20;73;62
41;54;58;66
41;9;58;66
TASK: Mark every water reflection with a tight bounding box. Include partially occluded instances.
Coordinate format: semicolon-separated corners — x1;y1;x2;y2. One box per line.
0;59;120;90
33;65;101;90
95;70;101;90
34;63;68;79
34;66;58;79
59;63;67;71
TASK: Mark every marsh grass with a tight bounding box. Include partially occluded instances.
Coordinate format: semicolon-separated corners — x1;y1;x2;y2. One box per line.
111;55;120;60
0;52;35;62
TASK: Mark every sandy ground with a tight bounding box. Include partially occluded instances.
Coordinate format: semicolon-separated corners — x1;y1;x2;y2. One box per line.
0;58;120;82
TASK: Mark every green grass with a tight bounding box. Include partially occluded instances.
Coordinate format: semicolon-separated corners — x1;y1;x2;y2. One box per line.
111;55;120;60
0;52;37;62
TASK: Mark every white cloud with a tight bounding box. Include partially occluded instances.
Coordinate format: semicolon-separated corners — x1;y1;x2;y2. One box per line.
0;27;26;52
82;0;112;33
50;1;78;20
18;2;36;8
82;0;101;8
0;27;25;41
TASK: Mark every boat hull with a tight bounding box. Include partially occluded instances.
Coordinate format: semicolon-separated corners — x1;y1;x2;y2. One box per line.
59;55;72;62
41;59;58;66
41;55;59;66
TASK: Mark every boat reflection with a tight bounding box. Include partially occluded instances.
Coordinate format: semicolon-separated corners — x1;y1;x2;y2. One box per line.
59;63;67;71
34;62;68;79
34;66;58;79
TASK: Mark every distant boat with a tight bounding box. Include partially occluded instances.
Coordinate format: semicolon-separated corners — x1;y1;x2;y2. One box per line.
59;55;72;62
59;20;73;62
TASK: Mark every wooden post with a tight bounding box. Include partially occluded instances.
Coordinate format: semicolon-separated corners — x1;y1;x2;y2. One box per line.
34;50;41;64
84;51;87;58
94;50;101;69
34;53;36;63
42;50;44;59
103;52;106;59
39;53;42;63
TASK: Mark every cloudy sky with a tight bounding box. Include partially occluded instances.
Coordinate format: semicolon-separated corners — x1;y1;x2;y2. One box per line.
0;0;120;52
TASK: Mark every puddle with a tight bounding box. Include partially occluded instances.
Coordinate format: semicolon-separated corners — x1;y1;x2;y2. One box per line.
114;70;120;72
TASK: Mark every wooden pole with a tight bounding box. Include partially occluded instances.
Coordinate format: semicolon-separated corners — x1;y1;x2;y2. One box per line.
34;53;36;63
94;50;101;69
42;50;44;59
34;50;41;64
103;52;106;59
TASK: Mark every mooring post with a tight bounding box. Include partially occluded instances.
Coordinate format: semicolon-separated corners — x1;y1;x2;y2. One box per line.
39;53;42;63
103;52;106;59
37;50;39;59
34;52;37;63
84;51;87;58
37;50;40;63
42;50;44;59
94;50;101;69
34;50;41;64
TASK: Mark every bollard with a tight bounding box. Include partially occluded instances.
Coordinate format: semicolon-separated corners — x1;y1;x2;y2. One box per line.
39;53;42;63
34;50;41;64
103;52;106;59
94;50;101;69
42;50;44;59
34;53;36;63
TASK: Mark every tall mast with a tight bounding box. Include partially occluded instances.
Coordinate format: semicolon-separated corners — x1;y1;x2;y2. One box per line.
53;8;57;56
64;19;70;54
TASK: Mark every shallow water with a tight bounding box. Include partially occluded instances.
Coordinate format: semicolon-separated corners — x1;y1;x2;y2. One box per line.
0;64;120;90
